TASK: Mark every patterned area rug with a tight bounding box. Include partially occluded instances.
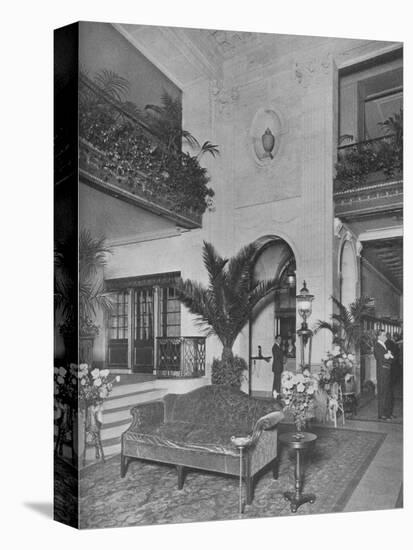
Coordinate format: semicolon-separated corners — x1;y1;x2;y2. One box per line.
78;425;386;529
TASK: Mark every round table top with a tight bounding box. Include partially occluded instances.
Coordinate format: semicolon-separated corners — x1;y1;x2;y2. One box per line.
279;431;318;449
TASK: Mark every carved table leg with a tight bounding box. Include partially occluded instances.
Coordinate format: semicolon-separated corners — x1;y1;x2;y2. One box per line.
283;448;316;512
272;456;279;480
177;466;186;490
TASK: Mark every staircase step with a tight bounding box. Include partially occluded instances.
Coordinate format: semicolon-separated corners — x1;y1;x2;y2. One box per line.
104;388;167;409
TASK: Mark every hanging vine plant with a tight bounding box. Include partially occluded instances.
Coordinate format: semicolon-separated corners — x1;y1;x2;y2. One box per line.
79;71;218;216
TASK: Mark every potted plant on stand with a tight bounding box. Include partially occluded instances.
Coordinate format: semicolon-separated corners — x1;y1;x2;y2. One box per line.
176;241;278;388
55;229;113;364
313;295;375;394
78;363;119;466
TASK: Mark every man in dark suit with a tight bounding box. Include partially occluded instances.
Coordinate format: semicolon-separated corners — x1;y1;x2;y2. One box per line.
385;332;399;386
272;334;285;394
374;330;394;420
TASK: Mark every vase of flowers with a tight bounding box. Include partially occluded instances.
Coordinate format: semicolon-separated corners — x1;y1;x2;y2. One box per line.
320;346;354;391
54;364;78;461
315;347;355;424
280;369;318;434
77;363;119;465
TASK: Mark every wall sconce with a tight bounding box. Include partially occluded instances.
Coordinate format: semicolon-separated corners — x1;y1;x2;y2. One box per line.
296;281;314;370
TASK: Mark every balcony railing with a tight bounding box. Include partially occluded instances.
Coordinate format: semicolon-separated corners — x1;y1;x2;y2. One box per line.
155;337;206;378
334;134;402;193
78;74;211;227
79;138;202;227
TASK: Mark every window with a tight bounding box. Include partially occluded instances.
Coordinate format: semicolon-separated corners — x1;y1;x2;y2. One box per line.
338;52;403;144
106;273;181;372
159;286;180;337
359;69;403;140
108;290;129;368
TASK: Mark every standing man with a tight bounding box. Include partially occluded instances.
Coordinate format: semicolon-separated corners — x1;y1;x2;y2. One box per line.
385;332;399;387
374;329;394;420
272;334;285;395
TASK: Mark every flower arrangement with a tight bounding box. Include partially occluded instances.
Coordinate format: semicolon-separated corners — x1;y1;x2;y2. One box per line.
279;369;318;432
54;364;78;407
78;364;119;409
318;346;354;390
314;347;355;425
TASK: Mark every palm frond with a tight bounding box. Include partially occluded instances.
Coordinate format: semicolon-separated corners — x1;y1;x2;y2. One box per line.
93;70;129;102
202;241;228;284
313;320;339;335
197;141;220;159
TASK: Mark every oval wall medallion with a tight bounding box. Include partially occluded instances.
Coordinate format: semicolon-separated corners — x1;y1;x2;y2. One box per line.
249;108;284;166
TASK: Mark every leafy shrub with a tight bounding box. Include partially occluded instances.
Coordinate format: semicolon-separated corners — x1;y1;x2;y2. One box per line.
211;356;247;388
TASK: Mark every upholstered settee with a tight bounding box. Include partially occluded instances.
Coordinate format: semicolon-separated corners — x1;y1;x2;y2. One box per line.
121;385;284;504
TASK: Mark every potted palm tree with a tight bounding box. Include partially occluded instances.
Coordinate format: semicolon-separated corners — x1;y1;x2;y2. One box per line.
313;295;375;392
176;241;278;387
55;229;113;363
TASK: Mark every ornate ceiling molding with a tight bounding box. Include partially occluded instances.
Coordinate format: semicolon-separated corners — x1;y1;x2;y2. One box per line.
294;54;332;88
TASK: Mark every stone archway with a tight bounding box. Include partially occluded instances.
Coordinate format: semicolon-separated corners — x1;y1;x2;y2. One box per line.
248;236;297;397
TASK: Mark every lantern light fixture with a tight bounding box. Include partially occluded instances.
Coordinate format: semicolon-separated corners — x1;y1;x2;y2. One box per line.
296;281;314;370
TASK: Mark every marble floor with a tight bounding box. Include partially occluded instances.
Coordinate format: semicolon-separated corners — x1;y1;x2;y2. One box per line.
342;417;403;511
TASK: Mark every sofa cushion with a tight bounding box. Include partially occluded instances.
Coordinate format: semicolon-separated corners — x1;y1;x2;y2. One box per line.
167;385;282;429
123;420;253;456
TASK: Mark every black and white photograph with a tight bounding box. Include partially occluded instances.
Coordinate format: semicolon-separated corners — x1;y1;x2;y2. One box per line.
53;19;404;530
3;3;410;547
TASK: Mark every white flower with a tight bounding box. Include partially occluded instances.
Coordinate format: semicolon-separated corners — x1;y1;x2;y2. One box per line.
100;369;109;378
303;369;310;377
99;388;108;399
307;386;315;395
91;368;100;379
57;376;64;385
81;378;86;386
295;373;305;383
80;363;88;372
347;354;354;361
115;376;120;382
297;383;305;393
272;390;279;399
342;353;347;359
283;379;294;390
326;359;333;368
333;346;341;356
54;367;59;375
93;378;102;387
58;367;67;377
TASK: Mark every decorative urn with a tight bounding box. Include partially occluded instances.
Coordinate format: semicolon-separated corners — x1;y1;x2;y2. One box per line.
262;128;275;158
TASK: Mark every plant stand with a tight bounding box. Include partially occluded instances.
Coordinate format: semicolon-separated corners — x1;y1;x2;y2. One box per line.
54;403;76;465
82;405;105;467
279;432;317;513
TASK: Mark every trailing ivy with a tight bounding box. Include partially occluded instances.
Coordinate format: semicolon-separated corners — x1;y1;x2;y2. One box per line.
79;72;215;216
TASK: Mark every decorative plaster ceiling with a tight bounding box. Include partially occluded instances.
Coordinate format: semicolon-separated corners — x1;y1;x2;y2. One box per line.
206;29;259;57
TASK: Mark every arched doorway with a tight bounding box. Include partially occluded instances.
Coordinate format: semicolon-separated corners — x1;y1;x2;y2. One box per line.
249;236;296;397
